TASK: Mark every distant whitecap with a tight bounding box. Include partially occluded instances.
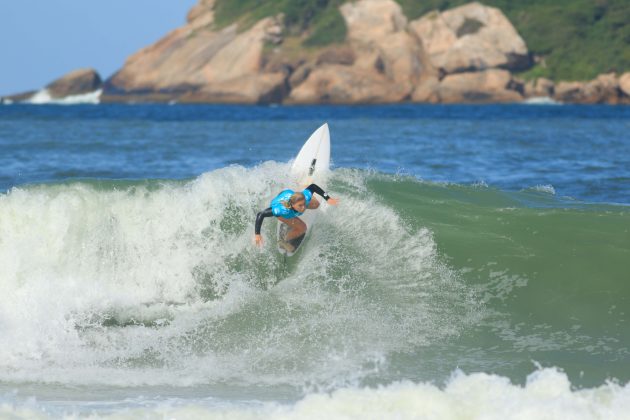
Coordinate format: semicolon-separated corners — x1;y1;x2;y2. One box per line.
524;96;561;105
26;88;102;105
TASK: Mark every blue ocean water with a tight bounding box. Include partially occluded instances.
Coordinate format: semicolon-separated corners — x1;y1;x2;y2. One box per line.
1;104;629;203
1;103;629;419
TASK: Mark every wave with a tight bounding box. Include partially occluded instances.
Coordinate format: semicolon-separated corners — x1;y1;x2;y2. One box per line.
1;369;628;419
25;88;102;105
0;164;479;388
1;165;628;389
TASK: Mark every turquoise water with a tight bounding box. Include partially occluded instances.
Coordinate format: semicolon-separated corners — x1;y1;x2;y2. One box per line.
0;104;629;418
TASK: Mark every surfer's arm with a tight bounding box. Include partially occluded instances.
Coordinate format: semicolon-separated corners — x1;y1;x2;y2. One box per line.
305;184;331;201
255;207;273;235
305;184;339;205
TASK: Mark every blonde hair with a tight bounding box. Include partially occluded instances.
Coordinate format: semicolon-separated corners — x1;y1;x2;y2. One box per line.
283;192;305;209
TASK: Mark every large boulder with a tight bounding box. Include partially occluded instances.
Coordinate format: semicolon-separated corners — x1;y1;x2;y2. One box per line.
409;2;530;74
523;77;555;98
316;45;356;66
201;18;280;84
179;73;287;104
290;0;435;103
104;24;238;95
620;72;630;97
580;73;619;104
341;0;407;43
553;81;585;103
46;68;102;98
411;76;440;103
554;73;621;104
104;14;286;103
436;69;522;103
341;0;436;85
2;68;102;103
287;65;407;104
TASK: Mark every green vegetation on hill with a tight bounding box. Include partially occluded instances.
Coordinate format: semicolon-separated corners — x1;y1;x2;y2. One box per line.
213;0;347;46
213;0;630;81
399;0;630;81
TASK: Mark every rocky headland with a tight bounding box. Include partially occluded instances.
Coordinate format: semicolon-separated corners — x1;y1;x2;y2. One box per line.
3;0;629;105
2;69;102;104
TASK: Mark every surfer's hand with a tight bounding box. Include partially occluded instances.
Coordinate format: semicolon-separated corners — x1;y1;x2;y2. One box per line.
254;234;264;247
327;197;340;206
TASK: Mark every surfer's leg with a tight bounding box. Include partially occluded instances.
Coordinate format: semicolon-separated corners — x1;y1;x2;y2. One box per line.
278;217;306;240
307;197;320;209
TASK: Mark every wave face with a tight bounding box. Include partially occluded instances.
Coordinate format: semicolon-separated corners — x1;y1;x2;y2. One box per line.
0;164;478;389
0;165;628;394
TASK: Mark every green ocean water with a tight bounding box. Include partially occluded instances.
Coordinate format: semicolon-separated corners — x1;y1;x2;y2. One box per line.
1;104;630;417
366;174;630;386
0;169;628;393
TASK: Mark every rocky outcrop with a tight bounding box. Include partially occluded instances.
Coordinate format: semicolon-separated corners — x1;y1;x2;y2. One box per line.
341;0;407;41
580;73;620;104
554;81;586;103
288;65;402;104
553;73;625;104
186;0;216;30
435;69;522;103
96;0;630;105
2;68;102;103
620;72;630;97
316;45;356;66
523;78;554;98
409;2;530;75
103;14;286;104
179;73;287;103
104;25;235;95
288;0;436;103
45;68;102;98
1;90;38;104
7;0;622;105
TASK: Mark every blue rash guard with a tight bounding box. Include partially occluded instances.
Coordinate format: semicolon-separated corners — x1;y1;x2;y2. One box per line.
255;184;330;235
270;188;313;219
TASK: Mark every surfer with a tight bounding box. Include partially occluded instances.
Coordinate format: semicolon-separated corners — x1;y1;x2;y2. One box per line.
254;183;339;249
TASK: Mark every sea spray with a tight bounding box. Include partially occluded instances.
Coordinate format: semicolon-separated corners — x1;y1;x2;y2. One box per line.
0;164;479;389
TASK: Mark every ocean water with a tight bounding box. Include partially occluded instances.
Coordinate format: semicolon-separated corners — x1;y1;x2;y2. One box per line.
0;104;629;419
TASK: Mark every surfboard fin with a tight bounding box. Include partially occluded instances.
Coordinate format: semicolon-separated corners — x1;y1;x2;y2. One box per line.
308;158;317;176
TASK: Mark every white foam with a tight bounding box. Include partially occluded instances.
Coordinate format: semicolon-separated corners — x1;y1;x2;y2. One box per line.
26;88;102;104
524;96;561;105
1;369;629;419
472;180;489;188
533;184;556;195
0;164;479;388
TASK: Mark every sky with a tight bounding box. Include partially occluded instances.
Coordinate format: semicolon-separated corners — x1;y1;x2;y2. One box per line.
0;0;197;95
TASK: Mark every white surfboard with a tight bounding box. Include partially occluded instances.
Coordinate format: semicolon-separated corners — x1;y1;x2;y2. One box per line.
277;123;331;256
